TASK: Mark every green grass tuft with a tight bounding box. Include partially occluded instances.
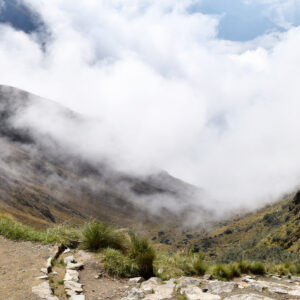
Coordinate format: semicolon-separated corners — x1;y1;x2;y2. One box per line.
249;262;266;275
81;219;125;252
102;248;139;277
129;232;155;279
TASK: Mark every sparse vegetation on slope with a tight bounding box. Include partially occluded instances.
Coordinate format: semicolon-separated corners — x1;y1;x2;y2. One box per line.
0;215;80;245
1;214;300;282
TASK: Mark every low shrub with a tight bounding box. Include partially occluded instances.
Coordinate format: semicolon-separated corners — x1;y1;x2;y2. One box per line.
81;220;125;251
102;248;139;277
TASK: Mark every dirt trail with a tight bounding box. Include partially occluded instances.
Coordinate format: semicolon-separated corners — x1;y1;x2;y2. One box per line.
0;236;53;300
75;250;131;300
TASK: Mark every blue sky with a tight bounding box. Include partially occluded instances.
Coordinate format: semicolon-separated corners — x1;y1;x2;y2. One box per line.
1;0;300;41
191;0;300;41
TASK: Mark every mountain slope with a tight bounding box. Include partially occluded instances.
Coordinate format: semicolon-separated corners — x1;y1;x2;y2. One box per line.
183;192;300;263
0;85;210;229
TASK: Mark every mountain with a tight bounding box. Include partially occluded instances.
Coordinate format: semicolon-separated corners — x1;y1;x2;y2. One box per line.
171;191;300;262
0;85;210;230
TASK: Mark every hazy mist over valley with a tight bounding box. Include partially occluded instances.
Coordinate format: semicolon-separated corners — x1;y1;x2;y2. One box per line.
1;0;300;221
1;2;300;300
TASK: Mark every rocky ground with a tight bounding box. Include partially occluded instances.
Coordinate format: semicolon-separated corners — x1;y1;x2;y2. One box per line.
0;236;299;300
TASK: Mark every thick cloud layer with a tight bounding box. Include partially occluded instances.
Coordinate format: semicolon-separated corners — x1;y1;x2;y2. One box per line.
1;0;300;214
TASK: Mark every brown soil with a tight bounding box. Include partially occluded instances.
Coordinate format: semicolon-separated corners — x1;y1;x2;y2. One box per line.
0;236;54;300
76;250;132;300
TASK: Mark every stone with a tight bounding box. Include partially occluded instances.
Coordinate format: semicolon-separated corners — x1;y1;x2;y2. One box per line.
94;273;103;279
64;269;79;282
203;274;213;280
129;277;144;284
71;295;85;300
64;280;83;292
249;284;264;292
268;287;288;294
181;286;221;300
36;275;49;280
145;280;176;299
224;294;275;300
40;268;48;274
176;276;202;289
289;290;300;296
140;277;162;293
67;262;84;270
157;268;163;274
64;248;71;254
32;282;59;300
241;276;256;283
203;280;237;294
291;275;300;282
46;257;53;273
64;255;76;264
125;287;145;299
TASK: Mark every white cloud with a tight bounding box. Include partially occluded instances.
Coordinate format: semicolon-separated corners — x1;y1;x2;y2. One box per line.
1;0;300;214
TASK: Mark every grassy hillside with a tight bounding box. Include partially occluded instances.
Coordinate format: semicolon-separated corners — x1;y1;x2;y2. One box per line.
151;192;300;264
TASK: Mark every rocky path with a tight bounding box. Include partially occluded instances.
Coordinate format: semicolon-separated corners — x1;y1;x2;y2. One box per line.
0;236;299;300
122;275;300;300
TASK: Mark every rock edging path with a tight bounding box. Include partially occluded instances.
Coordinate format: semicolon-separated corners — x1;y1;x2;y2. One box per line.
32;245;85;300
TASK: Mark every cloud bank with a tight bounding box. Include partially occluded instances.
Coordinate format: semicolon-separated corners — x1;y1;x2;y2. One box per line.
1;0;300;213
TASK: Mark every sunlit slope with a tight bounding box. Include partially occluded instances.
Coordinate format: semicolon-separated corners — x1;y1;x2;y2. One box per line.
190;192;300;263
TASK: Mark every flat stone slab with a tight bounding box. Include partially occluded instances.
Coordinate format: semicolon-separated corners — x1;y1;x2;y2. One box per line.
129;277;144;284
64;280;83;291
224;294;275;300
203;280;237;294
64;255;76;264
181;286;221;300
67;262;84;270
64;269;79;282
71;295;85;300
32;282;59;300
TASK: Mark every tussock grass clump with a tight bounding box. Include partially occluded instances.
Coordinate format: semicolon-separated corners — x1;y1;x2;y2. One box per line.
192;253;207;276
237;260;251;274
228;263;241;278
103;248;139;278
249;262;266;275
211;264;235;281
81;220;125;252
129;232;155;279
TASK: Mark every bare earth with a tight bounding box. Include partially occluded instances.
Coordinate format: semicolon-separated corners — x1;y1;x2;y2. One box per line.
0;236;53;300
